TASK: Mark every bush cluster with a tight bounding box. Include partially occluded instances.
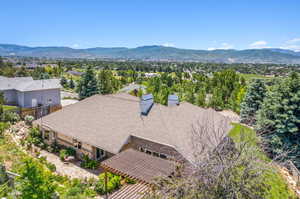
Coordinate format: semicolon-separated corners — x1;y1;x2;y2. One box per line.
94;172;121;195
59;147;76;161
80;154;98;170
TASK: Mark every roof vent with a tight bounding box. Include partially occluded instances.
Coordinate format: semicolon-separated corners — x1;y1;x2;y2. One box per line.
168;95;179;107
140;94;154;116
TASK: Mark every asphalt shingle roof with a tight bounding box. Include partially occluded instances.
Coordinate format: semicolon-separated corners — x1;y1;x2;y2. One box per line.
0;76;61;91
35;93;232;162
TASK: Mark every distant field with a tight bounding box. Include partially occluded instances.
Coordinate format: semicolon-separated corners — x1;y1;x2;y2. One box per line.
239;73;273;81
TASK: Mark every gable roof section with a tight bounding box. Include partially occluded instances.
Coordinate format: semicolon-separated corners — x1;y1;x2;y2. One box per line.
35;93;232;162
0;76;33;90
0;76;61;91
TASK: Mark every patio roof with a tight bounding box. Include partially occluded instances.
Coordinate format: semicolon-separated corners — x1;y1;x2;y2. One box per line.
101;149;175;184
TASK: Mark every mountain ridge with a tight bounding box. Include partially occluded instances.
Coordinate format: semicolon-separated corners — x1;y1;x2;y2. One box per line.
0;44;300;64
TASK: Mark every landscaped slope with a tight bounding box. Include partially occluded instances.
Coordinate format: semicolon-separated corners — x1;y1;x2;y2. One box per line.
229;124;297;199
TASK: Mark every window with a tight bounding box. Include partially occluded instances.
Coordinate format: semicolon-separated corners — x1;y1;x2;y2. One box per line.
153;152;159;157
32;98;37;107
145;149;152;155
138;147;145;152
48;99;52;105
139;147;168;159
73;139;82;149
159;153;167;159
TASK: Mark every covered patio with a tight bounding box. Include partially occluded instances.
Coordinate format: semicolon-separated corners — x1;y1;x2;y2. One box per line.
101;149;175;198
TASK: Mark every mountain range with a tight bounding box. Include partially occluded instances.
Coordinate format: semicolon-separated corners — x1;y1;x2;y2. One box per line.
1;44;300;64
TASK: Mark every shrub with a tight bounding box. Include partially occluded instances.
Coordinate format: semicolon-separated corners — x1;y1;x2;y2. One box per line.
26;127;43;146
2;112;20;123
0;122;9;137
80;154;98;170
95;172;121;195
63;178;97;198
38;156;56;172
125;177;136;184
66;147;76;157
24;115;35;125
59;149;68;161
46;162;56;172
47;142;60;153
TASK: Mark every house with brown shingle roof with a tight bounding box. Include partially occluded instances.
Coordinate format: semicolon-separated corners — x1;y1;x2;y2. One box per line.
34;93;232;184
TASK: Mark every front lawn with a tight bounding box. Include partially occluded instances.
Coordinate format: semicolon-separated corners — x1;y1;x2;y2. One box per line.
3;105;18;112
229;123;297;199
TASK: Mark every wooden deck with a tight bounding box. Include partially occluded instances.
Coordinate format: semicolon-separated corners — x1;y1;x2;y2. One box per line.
109;183;149;199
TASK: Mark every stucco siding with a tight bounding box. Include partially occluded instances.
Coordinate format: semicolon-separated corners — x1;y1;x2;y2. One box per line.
3;90;17;105
17;91;24;107
23;89;60;108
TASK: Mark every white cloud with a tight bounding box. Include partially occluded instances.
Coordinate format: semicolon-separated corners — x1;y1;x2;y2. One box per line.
208;42;234;50
162;43;175;47
249;40;268;48
286;38;300;44
280;45;300;52
280;38;300;52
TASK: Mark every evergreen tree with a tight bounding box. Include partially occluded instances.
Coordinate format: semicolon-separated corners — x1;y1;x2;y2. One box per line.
98;70;114;94
256;73;300;167
240;79;266;125
60;76;68;88
68;77;75;89
77;66;98;100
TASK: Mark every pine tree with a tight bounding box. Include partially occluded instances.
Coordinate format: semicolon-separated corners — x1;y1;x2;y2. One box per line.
240;79;266;125
60;76;68;88
69;77;75;89
98;70;114;94
256;73;300;167
77;66;98;100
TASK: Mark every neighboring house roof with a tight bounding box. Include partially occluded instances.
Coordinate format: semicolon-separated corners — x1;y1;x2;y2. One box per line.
119;83;146;93
67;70;84;76
101;149;174;184
0;76;61;92
35;93;232;163
0;76;33;90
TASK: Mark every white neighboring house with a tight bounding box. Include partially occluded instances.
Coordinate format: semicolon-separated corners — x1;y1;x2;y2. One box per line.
0;76;61;108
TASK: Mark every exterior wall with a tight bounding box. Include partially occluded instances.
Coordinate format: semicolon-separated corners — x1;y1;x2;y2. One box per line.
54;132;113;160
22;89;60;108
17;91;24;107
120;136;184;161
2;90;17;105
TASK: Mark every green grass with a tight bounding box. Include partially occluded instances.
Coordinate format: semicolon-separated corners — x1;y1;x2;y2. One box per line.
239;73;273;82
229;123;297;199
2;105;18;112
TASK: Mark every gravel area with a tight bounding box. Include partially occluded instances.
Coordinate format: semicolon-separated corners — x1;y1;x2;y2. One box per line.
39;150;102;179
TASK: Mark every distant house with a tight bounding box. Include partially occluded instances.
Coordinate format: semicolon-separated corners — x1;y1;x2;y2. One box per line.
34;93;232;184
144;72;159;78
67;70;84;76
0;76;61;117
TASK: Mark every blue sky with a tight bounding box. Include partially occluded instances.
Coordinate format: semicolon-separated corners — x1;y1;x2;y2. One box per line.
1;0;300;51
